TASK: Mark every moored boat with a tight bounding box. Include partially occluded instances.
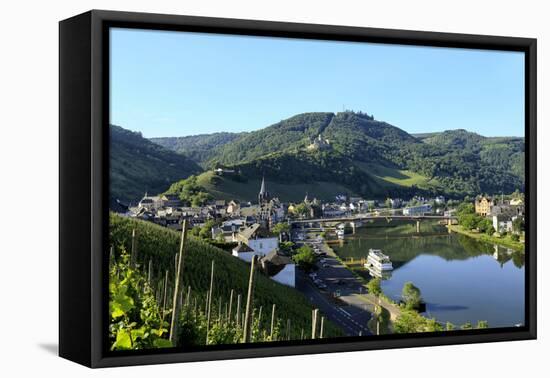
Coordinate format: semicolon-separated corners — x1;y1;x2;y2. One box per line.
365;248;393;271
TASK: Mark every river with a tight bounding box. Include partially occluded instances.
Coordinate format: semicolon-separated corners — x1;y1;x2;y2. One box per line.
330;220;525;328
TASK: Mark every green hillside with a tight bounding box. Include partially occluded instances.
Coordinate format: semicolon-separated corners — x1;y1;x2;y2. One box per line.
109;213;342;344
196;171;354;202
211;112;335;167
147;111;524;200
110;125;202;206
354;162;442;192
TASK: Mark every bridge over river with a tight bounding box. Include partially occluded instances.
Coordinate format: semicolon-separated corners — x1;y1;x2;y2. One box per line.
290;214;458;233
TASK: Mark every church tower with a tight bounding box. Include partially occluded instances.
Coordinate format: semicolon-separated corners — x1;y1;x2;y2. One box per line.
258;176;270;205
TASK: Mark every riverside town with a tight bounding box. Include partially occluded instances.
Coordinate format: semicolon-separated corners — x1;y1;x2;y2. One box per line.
109;118;526;350
107;27;525;351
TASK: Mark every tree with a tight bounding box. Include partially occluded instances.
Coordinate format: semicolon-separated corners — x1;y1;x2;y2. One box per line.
272;222;290;235
477;218;493;235
367;277;382;297
401;282;422;310
460;322;473;330
460;214;479;230
476;320;489;329
456;202;475;216
294;203;310;218
279;241;295;254
510;233;520;242
393;310;442;333
292;245;316;272
512;217;525;233
198;220;216;240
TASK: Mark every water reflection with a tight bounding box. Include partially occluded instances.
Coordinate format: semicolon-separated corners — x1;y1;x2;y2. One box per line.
331;222;525;328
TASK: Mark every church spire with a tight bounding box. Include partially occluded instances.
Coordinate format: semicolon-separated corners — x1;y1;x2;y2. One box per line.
258;176;269;204
260;176;266;196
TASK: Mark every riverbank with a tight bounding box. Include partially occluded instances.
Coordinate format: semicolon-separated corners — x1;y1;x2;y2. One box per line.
321;236;403;321
447;225;524;252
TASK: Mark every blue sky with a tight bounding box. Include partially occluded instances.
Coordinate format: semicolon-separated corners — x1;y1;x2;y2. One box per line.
110;28;525;138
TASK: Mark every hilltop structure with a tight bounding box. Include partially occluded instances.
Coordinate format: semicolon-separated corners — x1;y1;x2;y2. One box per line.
307;134;331;150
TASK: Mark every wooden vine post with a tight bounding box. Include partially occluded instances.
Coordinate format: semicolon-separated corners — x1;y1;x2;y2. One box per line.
169;220;188;344
206;260;215;344
242;255;257;343
130;228;137;269
236;294;242;327
228;289;234;322
270;304;276;339
311;308;319;339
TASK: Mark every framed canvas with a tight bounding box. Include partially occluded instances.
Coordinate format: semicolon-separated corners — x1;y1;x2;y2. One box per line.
59;10;537;368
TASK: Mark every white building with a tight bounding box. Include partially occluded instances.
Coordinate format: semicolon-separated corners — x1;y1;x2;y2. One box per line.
232;223;279;259
492;215;513;233
403;204;432;216
248;238;279;256
232;242;258;262
435;196;446;205
261;249;296;287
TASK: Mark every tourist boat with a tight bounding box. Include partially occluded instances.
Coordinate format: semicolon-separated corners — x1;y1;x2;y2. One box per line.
366;265;393;280
365;249;393;271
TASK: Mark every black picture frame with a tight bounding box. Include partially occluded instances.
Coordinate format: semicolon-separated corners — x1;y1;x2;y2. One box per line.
59;9;537;368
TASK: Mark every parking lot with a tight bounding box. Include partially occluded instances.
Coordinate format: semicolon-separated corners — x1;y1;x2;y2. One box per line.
293;229;373;336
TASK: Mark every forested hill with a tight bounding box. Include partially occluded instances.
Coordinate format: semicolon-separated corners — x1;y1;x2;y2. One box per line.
421;129;525;182
110;125;202;206
150;132;246;168
149;111;525;200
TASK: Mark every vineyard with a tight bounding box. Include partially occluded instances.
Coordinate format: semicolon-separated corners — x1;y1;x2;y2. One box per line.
109;213;342;350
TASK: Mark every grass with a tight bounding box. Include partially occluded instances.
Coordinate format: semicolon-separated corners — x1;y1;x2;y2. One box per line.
448;225;524;252
197;170;354;203
355;161;441;190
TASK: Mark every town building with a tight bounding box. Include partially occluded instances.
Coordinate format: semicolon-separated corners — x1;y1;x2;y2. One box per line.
434;196;446;205
226;200;240;216
137;193;163;210
403;204;432;216
260;249;296;287
386;198;402;209
233;223;279;259
492;214;513;234
475;196;494;216
510;198;524;206
214;168;235;175
322;204;346;217
231;242;257;262
160;194;182;208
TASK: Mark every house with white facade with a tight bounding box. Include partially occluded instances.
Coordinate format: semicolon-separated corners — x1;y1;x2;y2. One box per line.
260;249;296;287
232;223;279;259
232;242;257;262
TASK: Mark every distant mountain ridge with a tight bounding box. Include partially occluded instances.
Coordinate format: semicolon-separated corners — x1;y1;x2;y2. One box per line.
146;111;524;201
